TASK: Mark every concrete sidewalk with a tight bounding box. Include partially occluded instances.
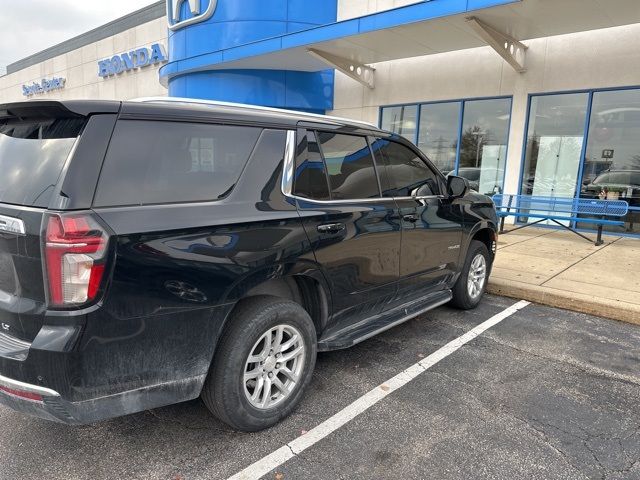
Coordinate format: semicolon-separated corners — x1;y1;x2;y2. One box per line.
488;226;640;325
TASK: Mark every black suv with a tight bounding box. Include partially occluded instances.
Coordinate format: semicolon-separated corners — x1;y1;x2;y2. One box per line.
0;99;497;431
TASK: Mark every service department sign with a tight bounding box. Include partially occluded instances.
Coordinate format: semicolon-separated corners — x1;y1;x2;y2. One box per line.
22;77;66;97
98;43;167;78
167;0;218;31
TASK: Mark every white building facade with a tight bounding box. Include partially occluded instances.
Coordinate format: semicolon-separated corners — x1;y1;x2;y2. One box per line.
0;3;168;103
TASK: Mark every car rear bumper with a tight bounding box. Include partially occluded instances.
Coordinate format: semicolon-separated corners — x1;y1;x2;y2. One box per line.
0;371;206;425
0;301;233;425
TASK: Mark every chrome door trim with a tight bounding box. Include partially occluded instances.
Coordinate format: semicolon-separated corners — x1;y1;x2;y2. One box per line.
280;129;446;204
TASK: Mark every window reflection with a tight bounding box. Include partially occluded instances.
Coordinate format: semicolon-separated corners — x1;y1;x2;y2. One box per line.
520;93;589;199
0;118;83;207
94;122;263;207
418;102;459;175
578;89;640;233
381;105;418;141
293;131;330;200
372;138;440;197
317;133;380;200
458;98;511;196
383;98;511;197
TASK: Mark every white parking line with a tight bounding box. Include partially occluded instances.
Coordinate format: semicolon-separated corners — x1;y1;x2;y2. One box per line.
228;300;531;480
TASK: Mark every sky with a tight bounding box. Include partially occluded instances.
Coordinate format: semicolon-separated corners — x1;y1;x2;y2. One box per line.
0;0;159;72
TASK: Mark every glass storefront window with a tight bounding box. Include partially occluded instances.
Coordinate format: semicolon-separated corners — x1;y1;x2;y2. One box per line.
578;89;640;233
417;102;459;175
520;93;589;199
380;105;418;141
381;88;640;238
383;98;512;195
458;98;511;196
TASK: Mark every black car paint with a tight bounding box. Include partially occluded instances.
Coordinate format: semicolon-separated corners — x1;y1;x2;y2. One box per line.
0;100;498;424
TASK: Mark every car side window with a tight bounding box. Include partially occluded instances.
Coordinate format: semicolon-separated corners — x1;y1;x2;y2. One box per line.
94;120;262;207
293;131;330;200
317;132;380;200
371;138;441;197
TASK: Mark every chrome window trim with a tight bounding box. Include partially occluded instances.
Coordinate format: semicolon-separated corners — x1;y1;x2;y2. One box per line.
288;196;395;205
281;130;443;204
393;195;445;201
0;203;45;213
282;130;296;197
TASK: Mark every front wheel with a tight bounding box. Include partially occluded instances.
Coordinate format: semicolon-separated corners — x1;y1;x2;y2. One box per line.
201;296;317;432
450;240;491;310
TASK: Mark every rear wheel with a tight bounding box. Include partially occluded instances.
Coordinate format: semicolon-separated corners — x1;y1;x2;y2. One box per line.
450;240;491;310
201;296;317;432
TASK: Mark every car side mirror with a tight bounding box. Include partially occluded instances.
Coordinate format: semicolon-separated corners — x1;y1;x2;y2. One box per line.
447;175;469;198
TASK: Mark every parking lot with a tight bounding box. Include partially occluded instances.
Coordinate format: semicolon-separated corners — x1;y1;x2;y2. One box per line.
1;295;639;480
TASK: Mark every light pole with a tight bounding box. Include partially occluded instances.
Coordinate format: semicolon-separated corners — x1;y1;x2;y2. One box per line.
472;130;486;168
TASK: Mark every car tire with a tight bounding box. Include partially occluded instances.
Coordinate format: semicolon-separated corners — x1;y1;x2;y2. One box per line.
201;295;317;432
450;240;491;310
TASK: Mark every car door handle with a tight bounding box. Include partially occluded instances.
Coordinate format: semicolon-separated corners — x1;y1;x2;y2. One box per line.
402;214;419;223
317;223;345;234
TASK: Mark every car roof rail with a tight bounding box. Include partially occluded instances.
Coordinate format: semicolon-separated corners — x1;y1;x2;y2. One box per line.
130;96;378;129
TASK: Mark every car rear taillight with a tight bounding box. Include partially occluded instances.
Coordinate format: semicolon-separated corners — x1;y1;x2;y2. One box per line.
44;213;108;307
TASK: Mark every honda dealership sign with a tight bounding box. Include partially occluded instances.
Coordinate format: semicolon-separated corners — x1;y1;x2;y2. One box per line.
167;0;218;30
98;43;167;78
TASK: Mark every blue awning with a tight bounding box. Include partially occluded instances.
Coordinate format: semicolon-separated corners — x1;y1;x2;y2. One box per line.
160;0;640;83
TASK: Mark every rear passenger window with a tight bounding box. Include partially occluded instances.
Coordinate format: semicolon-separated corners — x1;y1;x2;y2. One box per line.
317;133;380;200
94;121;262;207
372;138;440;197
293;131;330;200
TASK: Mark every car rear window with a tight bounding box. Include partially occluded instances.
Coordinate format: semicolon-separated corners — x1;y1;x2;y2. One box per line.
93;120;262;207
0;117;85;207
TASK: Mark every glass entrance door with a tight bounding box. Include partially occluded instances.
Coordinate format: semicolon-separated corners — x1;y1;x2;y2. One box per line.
521;93;589;224
531;136;583;198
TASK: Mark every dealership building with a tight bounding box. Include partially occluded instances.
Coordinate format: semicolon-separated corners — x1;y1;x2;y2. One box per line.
1;0;639;236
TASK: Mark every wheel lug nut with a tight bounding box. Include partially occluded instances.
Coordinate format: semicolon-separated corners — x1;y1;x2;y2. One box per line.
268;373;274;378
276;363;281;369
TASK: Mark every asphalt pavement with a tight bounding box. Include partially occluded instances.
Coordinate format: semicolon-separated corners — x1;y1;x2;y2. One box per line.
1;295;639;480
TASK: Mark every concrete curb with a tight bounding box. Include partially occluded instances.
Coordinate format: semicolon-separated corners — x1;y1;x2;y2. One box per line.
488;278;640;326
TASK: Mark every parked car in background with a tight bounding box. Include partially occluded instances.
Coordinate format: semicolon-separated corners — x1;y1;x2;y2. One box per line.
581;170;640;206
453;167;504;196
0;99;498;431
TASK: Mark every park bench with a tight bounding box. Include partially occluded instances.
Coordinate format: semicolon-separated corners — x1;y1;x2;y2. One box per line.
492;194;629;246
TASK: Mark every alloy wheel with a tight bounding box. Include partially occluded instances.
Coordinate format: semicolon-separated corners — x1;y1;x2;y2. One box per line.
243;324;306;410
467;253;487;300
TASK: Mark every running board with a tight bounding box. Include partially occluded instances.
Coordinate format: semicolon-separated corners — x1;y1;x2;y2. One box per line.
317;290;452;351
